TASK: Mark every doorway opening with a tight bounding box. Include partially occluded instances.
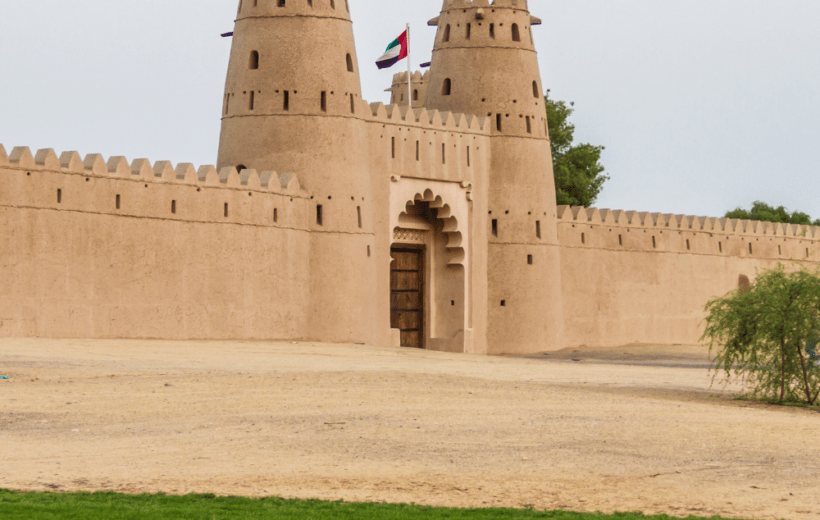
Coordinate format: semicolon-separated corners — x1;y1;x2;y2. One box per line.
390;247;424;349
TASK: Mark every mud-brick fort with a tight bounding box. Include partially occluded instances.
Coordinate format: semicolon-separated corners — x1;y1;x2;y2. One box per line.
2;0;819;354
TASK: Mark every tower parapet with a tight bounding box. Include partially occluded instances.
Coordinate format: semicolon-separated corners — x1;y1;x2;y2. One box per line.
389;71;429;108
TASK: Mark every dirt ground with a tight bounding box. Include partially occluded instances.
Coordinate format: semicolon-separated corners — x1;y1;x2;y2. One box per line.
1;339;818;520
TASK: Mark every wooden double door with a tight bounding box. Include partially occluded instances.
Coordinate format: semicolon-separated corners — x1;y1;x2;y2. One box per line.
390;248;424;348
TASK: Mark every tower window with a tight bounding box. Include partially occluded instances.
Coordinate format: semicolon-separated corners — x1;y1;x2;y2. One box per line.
442;78;451;96
346;53;354;72
527;255;533;265
357;206;362;228
317;205;323;226
652;236;656;248
249;50;259;69
277;0;285;6
283;90;289;111
490;24;495;39
492;219;498;237
466;23;471;40
330;0;335;9
308;0;312;6
274;208;278;223
57;189;62;204
496;114;502;131
536;221;541;239
778;245;781;255
581;232;585;244
512;23;521;42
749;243;753;254
249;90;255;110
321;91;327;112
443;24;451;43
526;116;532;134
686;239;690;250
350;93;355;114
413;89;418;101
116;194;121;210
533;81;539;98
719;241;723;253
224;203;229;218
171;200;176;214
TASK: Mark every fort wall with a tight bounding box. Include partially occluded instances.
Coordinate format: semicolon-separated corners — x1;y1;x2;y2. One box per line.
0;144;311;340
557;206;820;348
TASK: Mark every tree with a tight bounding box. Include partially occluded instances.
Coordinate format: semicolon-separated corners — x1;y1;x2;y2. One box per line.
701;264;820;406
546;94;608;208
724;201;820;226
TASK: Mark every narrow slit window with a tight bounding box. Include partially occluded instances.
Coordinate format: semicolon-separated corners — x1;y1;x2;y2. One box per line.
807;248;810;257
346;53;354;72
413;89;418;101
249;50;259;69
467;146;471;167
283;90;289;111
536;221;541;239
367;245;371;257
171;200;176;214
357;206;362;228
317;204;323;226
308;0;312;6
526;116;532;134
248;90;255;110
415;141;420;161
496;114;502;131
274;208;278;223
719;241;723;253
492;219;498;237
619;234;623;246
321;91;327;112
442;78;451;96
350;93;355;114
225;94;230;114
224;203;229;218
330;0;335;9
778;245;781;255
116;194;121;210
652;236;656;248
443;24;451;43
533;81;539;98
512;23;521;42
57;189;62;204
466;23;471;40
749;243;753;254
686;239;690;250
490;23;495;39
391;137;396;158
581;232;586;244
527;255;533;265
442;143;446;164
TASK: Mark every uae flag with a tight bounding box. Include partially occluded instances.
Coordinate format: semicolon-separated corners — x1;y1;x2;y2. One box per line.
376;30;408;69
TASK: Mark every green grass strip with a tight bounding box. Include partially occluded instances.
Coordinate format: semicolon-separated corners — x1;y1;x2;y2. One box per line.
0;489;751;520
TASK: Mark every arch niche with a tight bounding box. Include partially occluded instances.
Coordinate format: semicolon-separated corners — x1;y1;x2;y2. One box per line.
389;181;472;353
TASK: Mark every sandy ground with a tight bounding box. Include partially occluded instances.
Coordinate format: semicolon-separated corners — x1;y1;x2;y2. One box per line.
0;339;818;520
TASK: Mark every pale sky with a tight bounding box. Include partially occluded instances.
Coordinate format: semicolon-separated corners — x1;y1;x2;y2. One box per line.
1;1;818;219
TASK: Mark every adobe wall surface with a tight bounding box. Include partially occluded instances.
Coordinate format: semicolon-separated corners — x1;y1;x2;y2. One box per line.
0;145;311;340
558;206;820;349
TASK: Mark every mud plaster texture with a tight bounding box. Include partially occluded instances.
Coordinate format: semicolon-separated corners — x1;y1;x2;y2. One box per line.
1;339;818;519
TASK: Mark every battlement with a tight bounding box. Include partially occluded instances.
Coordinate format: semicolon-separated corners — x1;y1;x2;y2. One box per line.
391;71;429;85
367;103;489;134
0;144;304;196
440;0;529;10
558;205;820;240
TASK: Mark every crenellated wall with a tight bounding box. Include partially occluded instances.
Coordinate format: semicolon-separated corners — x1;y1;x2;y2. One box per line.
0;143;312;340
389;71;429;108
557;205;820;349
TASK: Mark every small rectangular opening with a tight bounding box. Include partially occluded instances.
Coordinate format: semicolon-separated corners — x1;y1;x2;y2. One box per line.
719;241;723;253
466;23;471;39
367;245;371;257
500;300;506;307
490;23;495;39
442;143;446;164
618;234;623;246
224;203;229;218
581;232;585;244
283;90;289;111
350;94;355;114
248;90;255;110
778;245;781;255
274;208;278;223
317;204;323;226
652;236;656;248
807;248;810;257
748;242;753;254
57;189;62;204
320;91;327;112
392;137;396;159
491;219;498;237
116;194;120;210
357;206;362;228
686;239;690;250
536;220;541;239
496;114;502;132
527;254;533;265
415;141;420;161
467;146;471;167
171;200;176;214
526;115;532;134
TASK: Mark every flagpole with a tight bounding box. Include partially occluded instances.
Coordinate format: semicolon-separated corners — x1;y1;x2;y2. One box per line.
407;23;411;108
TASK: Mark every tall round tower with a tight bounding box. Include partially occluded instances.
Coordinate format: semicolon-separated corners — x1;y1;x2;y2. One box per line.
425;0;564;353
217;0;377;344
